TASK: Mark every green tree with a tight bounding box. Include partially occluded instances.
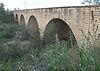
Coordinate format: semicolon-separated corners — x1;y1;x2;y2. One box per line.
0;3;14;23
0;3;6;23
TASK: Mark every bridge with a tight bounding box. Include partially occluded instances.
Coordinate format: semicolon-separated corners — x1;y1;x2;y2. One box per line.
13;5;100;46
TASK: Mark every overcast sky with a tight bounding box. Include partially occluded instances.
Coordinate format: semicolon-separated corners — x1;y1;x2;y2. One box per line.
1;0;83;10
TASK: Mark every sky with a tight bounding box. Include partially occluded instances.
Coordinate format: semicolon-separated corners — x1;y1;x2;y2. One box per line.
1;0;84;10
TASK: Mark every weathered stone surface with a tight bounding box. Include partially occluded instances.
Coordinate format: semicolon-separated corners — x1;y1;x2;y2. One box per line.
13;5;100;46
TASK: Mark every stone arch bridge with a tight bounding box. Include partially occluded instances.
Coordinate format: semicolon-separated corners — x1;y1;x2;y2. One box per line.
13;5;100;46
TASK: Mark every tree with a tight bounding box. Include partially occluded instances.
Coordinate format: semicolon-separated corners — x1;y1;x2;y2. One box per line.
82;0;100;5
0;3;5;23
0;3;14;23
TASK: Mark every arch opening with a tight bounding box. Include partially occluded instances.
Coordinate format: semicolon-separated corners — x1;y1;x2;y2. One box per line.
15;14;18;24
20;15;25;27
43;18;77;47
27;16;40;43
27;16;39;33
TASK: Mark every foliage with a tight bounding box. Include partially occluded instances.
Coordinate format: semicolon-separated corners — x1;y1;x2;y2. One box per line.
0;3;5;23
0;3;14;23
0;21;100;71
37;41;80;71
83;0;100;5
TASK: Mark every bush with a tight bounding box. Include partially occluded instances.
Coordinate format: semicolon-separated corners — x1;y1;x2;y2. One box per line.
38;41;80;71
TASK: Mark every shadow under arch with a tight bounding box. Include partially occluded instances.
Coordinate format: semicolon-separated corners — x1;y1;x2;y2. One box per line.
27;15;40;45
20;14;25;27
27;16;39;33
15;14;18;24
43;18;78;47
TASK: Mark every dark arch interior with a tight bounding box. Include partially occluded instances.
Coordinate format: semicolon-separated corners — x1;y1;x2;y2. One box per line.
20;15;25;27
15;14;18;24
27;16;40;42
43;18;77;46
28;16;39;33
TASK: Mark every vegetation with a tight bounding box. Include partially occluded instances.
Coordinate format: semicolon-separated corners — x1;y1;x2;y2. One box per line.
82;0;100;5
0;3;100;71
0;22;100;71
0;3;14;23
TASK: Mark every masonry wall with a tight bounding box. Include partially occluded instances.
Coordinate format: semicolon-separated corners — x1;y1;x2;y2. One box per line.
13;5;100;46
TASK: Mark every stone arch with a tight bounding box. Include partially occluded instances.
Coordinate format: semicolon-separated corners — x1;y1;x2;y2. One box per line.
15;14;18;23
27;15;40;42
27;16;39;33
43;18;77;46
20;14;25;27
